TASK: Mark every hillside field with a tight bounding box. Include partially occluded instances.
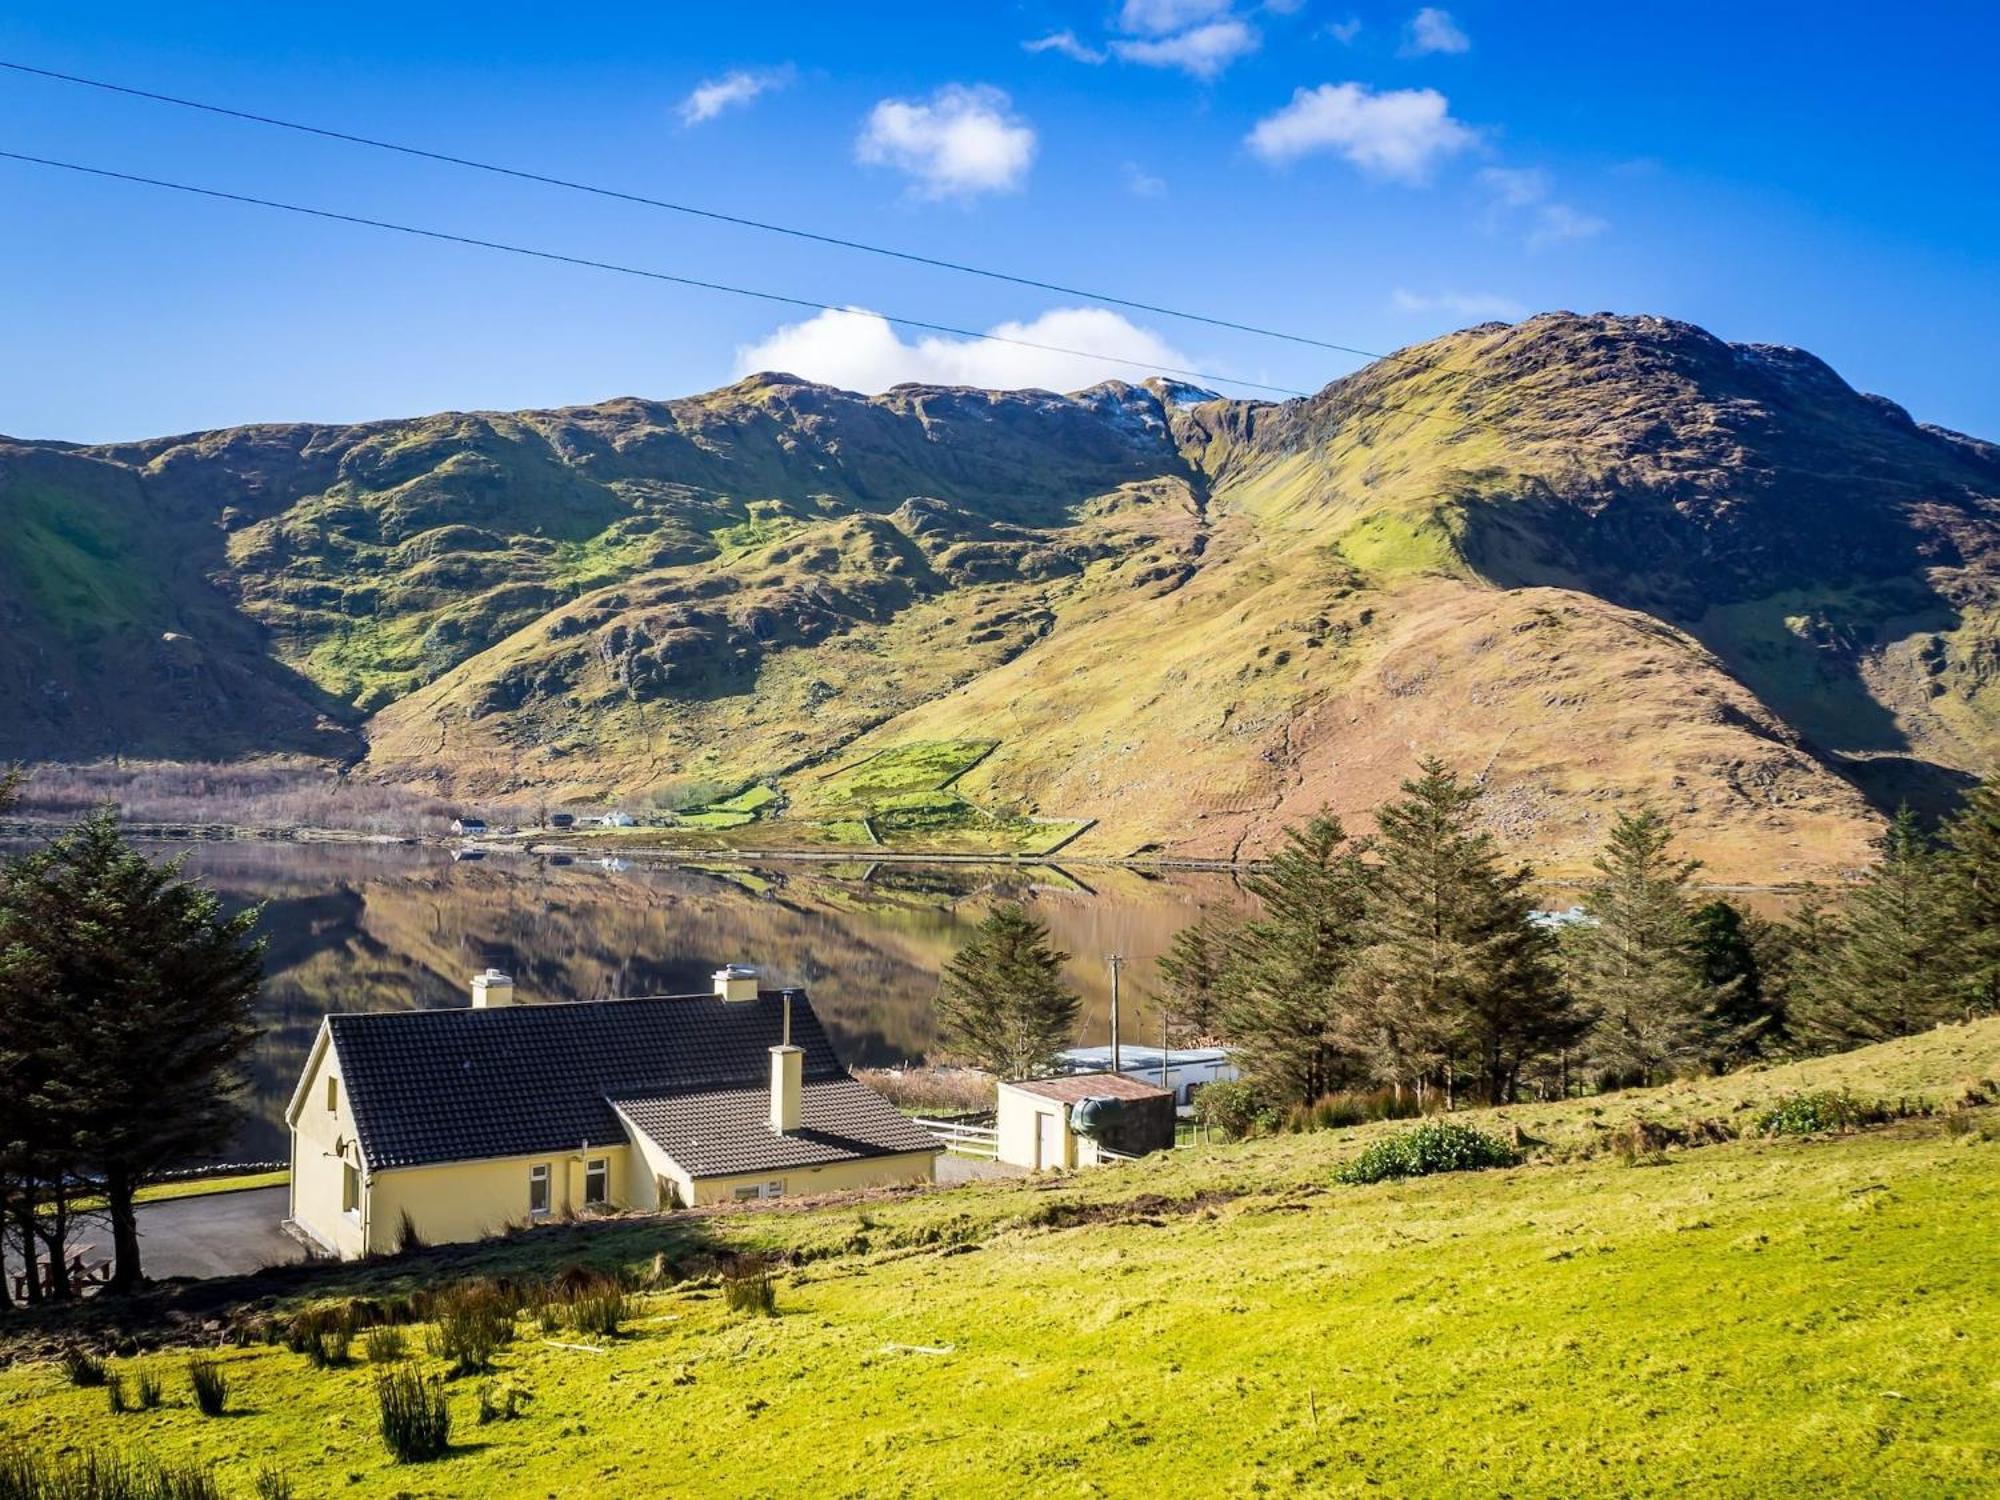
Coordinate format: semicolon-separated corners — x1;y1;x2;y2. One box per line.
4;1021;1998;1497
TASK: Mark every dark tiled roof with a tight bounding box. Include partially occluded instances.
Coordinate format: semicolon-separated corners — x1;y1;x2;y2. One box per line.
611;1079;940;1178
327;990;927;1174
1005;1072;1173;1104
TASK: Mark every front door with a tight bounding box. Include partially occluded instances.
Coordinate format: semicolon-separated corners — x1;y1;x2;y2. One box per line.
1037;1109;1064;1170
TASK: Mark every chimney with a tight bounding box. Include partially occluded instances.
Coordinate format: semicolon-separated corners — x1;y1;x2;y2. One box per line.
713;963;760;1003
471;969;515;1008
769;988;802;1134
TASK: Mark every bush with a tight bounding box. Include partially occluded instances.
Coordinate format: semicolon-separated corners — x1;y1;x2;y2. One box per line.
187;1355;229;1416
425;1281;515;1376
133;1368;163;1410
1754;1090;1888;1137
723;1262;778;1318
105;1374;127;1415
395;1209;426;1255
1283;1087;1422;1133
477;1381;530;1424
1191;1079;1273;1141
376;1367;451;1461
0;1446;221;1500
60;1347;108;1387
254;1466;296;1500
1337;1122;1523;1185
566;1286;630;1338
365;1326;407;1364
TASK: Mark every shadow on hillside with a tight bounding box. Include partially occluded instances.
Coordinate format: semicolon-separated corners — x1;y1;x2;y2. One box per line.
0;1208;745;1356
1460;492;1979;822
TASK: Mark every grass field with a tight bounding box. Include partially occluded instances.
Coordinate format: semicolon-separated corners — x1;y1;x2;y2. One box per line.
6;1023;1997;1497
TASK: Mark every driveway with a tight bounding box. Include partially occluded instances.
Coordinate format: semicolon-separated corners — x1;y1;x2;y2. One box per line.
134;1186;300;1280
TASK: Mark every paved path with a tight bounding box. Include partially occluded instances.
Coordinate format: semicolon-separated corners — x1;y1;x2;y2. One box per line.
132;1186;301;1280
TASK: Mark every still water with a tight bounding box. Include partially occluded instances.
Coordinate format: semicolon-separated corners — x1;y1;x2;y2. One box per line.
143;843;1252;1164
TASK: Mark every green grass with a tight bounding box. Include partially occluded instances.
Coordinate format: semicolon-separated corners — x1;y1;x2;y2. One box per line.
6;1022;1996;1495
135;1170;290;1206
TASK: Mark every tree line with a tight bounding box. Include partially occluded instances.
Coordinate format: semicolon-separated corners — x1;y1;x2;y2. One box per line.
937;757;2000;1119
0;772;264;1308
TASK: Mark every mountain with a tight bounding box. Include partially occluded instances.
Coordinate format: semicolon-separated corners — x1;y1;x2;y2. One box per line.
3;312;1996;879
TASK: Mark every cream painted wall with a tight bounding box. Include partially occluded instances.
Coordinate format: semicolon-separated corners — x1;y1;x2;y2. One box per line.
366;1146;633;1255
997;1085;1073;1171
289;1031;367;1259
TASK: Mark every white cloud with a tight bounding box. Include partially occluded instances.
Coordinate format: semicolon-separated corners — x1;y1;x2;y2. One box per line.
1119;0;1235;35
677;66;792;127
1529;203;1608;248
1478;165;1550;208
734;306;1195;394
1247;82;1477;182
1023;30;1106;64
1113;18;1260;77
1391;288;1526;320
1403;7;1470;55
1324;16;1364;42
1125;162;1169;197
857;85;1035;199
1477;166;1608;247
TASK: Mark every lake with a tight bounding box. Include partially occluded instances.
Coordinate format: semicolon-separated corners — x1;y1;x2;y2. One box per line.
129;843;1253;1165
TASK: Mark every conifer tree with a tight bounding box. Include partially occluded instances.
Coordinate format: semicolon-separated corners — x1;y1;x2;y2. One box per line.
1152;915;1233;1045
1569;808;1736;1082
1341;760;1572;1106
1794;808;1963;1047
1219;814;1371;1105
0;811;264;1293
1692;899;1782;1059
936;902;1080;1080
1939;779;2000;1016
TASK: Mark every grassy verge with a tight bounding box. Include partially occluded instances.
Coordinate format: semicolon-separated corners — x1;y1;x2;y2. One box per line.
135;1171;290;1206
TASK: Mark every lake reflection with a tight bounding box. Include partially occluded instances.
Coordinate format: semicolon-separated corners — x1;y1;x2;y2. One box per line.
143;844;1252;1164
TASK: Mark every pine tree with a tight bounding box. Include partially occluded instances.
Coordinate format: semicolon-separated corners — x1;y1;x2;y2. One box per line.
935;902;1080;1080
0;812;264;1294
1569;808;1736;1083
1341;760;1573;1106
1794;808;1964;1047
1152;915;1232;1045
1691;899;1782;1059
1218;814;1371;1106
1939;779;2000;1016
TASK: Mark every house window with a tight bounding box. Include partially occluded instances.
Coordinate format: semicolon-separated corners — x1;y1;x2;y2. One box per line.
528;1164;551;1216
325;1076;339;1112
731;1180;784;1202
584;1158;609;1206
341;1161;360;1216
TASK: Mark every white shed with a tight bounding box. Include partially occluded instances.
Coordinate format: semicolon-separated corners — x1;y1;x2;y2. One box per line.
995;1072;1175;1171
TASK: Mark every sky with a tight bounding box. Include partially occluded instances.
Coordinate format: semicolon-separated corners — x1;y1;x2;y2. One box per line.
2;1;1997;443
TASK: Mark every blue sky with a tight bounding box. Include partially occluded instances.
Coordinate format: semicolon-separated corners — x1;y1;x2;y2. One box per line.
3;1;1996;442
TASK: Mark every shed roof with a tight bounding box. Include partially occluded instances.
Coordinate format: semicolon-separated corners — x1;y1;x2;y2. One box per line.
1002;1072;1173;1104
324;990;932;1175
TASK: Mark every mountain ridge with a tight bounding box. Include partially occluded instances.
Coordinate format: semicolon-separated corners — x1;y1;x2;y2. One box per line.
3;311;1995;878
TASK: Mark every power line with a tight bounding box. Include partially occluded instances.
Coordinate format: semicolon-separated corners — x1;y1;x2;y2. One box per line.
0;58;1412;367
0;148;1312;398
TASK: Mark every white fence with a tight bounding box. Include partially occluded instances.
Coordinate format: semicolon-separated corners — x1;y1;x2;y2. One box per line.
911;1116;999;1158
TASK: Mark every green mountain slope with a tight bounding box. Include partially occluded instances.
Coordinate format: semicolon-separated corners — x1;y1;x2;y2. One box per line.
3;313;1996;877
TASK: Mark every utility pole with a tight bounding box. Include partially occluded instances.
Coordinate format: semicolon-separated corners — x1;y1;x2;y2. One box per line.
1106;953;1125;1076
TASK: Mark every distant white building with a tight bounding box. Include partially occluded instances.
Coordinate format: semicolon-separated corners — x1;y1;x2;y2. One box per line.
450;816;487;836
1053;1044;1237;1110
1528;906;1597;930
